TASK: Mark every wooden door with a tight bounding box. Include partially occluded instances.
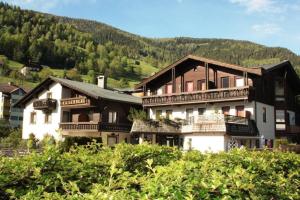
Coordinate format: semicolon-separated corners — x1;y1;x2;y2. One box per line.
166;84;173;94
186;81;194;92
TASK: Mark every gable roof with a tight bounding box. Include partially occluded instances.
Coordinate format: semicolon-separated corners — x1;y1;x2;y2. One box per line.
135;55;262;89
15;76;142;107
0;83;26;95
262;60;300;86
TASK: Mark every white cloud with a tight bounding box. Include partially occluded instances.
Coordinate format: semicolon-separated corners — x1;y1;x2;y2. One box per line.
5;0;96;12
230;0;300;14
251;23;281;35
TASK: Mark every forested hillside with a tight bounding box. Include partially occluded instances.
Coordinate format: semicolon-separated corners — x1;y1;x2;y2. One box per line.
0;2;299;88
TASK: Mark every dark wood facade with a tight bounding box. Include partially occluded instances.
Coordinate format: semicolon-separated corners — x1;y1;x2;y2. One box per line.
59;89;139;134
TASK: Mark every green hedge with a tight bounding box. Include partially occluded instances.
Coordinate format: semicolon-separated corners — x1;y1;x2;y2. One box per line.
0;143;299;199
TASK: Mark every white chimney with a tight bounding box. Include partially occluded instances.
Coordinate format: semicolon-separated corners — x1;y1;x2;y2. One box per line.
97;75;107;89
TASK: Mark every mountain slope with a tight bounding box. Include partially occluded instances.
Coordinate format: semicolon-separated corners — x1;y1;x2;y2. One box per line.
0;1;299;88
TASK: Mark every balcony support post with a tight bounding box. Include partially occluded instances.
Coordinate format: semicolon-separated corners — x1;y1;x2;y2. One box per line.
181;75;184;92
205;62;209;90
172;67;176;93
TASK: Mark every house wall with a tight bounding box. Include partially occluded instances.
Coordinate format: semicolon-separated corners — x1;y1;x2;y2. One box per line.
9;89;26;128
22;82;63;140
149;101;255;120
255;102;275;140
148;100;275;140
182;133;227;152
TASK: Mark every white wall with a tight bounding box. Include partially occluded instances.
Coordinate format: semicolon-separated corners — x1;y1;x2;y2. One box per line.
255;102;275;140
149;101;255;121
182;134;226;152
22;82;63;141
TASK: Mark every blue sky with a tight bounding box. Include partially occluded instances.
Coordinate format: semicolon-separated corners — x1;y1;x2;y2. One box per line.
3;0;300;54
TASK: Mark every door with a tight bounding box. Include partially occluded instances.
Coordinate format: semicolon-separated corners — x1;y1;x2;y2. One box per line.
186;81;194;92
107;135;118;146
166;84;173;94
186;109;194;124
197;80;206;91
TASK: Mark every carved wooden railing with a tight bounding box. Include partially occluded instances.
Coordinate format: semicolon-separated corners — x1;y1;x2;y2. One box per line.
60;122;100;131
33;98;57;111
143;86;252;106
286;125;300;134
60;97;91;107
99;123;132;132
60;122;132;132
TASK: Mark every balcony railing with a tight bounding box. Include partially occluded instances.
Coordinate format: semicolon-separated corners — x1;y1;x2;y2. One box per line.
60;97;92;108
286;125;300;134
60;122;132;132
60;122;100;131
100;123;132;132
142;86;252;106
33;98;57;111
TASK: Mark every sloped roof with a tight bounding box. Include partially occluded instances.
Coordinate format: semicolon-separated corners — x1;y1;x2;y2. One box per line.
0;83;25;94
15;76;142;107
135;55;263;89
261;60;289;71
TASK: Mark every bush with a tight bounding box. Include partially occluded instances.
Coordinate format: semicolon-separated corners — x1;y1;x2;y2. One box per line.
0;128;26;148
0;143;299;199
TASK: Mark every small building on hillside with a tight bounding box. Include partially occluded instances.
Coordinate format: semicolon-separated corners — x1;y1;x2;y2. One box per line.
131;55;300;152
0;82;27;127
15;76;142;146
20;60;42;76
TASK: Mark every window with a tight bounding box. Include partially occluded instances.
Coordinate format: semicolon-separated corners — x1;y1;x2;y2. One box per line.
186;109;194;124
166;110;173;119
276;110;285;123
45;113;52;123
263;107;267;123
47;92;52;99
222;106;230;115
10;116;18;120
30;112;36;124
155;110;162;120
198;108;206;115
185;81;194;92
165;84;173;94
275;79;284;96
108;111;117;123
197;80;206;91
19;116;23;121
236;106;245;117
235;77;244;87
221;77;229;88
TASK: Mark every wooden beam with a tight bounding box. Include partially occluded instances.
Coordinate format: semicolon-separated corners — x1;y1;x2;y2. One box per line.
172;67;176;93
205;63;209;90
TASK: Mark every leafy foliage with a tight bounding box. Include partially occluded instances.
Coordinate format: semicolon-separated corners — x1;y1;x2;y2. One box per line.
0;143;299;199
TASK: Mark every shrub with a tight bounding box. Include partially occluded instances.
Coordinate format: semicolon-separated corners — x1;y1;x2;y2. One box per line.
0;143;299;199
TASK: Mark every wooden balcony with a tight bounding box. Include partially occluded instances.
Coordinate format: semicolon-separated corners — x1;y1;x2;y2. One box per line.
142;86;252;107
33;98;57;111
99;123;132;132
59;122;132;133
286;125;300;134
60;97;92;108
60;122;100;131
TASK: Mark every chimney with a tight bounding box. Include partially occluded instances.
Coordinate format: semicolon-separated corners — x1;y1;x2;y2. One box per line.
97;75;107;89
